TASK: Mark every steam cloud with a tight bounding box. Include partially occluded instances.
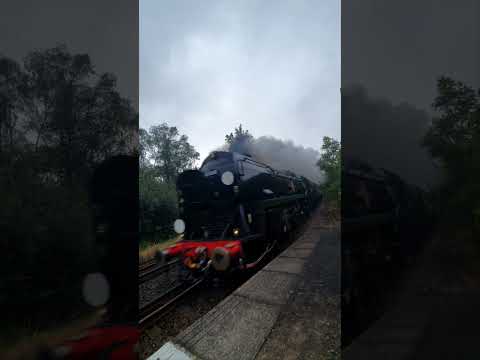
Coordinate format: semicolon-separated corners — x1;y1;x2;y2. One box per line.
342;85;440;188
216;136;324;184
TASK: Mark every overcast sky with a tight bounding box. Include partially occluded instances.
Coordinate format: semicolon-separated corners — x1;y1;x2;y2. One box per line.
342;0;479;187
343;0;479;114
1;0;138;108
140;0;340;162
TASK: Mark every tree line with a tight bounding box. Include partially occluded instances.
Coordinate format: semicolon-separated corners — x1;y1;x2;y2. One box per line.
139;124;199;244
422;76;480;227
0;45;137;334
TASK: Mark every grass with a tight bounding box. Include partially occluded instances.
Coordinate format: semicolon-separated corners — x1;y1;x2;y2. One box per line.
139;235;182;264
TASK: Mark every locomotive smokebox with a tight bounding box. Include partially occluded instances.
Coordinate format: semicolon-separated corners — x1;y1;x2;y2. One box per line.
177;168;236;208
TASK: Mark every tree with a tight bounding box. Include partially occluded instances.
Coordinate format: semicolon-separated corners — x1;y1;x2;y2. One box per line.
139;124;199;243
139;165;178;239
140;123;199;183
422;76;480;218
0;45;136;186
0;45;138;334
423;77;479;174
317;136;341;202
225;124;253;145
0;46;137;289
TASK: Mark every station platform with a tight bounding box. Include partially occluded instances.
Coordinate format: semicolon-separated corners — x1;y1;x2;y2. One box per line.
147;206;340;360
343;225;480;359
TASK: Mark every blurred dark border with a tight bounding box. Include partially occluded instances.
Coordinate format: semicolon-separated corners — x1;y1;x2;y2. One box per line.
0;1;139;359
342;0;479;358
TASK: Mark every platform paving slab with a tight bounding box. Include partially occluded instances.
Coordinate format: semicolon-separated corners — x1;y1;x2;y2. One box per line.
343;223;480;360
176;295;280;360
234;270;299;306
254;228;340;360
262;256;306;275
279;247;313;259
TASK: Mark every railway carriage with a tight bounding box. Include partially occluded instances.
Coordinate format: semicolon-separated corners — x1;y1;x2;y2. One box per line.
158;151;321;275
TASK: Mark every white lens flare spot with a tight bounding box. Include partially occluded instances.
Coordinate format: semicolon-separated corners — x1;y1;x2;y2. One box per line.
174;219;186;234
82;272;110;307
221;171;234;186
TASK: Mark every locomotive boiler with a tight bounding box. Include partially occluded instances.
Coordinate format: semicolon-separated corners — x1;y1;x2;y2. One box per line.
157;151;321;274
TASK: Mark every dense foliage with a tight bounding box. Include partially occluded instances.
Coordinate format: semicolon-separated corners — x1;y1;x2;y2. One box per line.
225;124;253;146
422;77;480;224
317;136;341;203
0;45;137;331
139;124;199;244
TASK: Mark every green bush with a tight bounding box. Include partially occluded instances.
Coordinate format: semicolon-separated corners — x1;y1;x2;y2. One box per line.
139;167;178;245
317;136;341;205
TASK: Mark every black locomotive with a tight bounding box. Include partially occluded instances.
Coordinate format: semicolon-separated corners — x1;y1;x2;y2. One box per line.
158;151;321;274
342;159;434;345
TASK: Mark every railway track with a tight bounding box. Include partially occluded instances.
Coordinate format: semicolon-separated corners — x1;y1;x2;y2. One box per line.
139;257;204;328
139;259;181;283
139;278;204;327
139;259;156;271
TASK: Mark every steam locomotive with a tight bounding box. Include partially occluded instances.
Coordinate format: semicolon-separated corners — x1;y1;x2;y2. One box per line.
158;151;322;275
342;159;434;345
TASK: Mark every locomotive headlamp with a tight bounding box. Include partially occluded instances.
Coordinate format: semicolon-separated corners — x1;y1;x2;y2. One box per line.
221;171;234;186
233;227;240;236
211;247;231;271
173;219;186;234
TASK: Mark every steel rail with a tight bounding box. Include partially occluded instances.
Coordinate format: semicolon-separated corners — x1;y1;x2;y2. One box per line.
139;259;181;283
139;278;204;327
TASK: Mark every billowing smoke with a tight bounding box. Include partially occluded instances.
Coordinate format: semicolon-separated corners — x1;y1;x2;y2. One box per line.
216;136;324;184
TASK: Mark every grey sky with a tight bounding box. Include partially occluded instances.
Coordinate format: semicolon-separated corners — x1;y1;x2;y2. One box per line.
342;0;479;187
342;0;479;114
140;0;340;162
1;0;138;109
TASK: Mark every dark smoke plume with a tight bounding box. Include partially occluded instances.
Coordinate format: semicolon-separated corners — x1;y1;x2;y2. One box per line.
217;136;324;184
342;85;441;188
